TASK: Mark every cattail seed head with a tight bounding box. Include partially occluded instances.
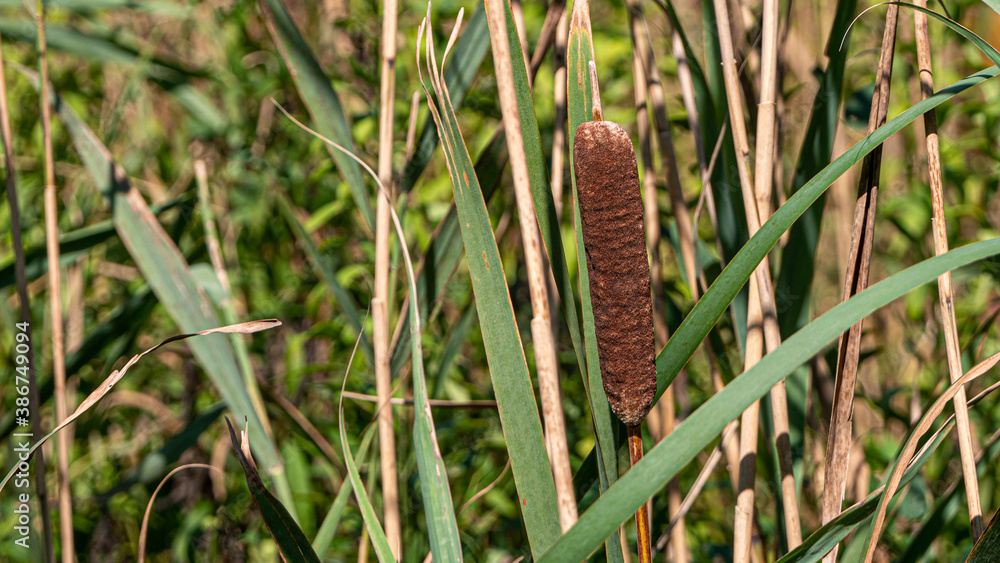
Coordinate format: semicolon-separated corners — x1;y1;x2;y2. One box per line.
573;120;657;426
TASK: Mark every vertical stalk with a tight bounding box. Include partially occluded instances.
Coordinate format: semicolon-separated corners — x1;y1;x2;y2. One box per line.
374;0;401;558
486;0;578;531
821;8;898;561
913;0;983;541
35;2;60;560
2;25;54;557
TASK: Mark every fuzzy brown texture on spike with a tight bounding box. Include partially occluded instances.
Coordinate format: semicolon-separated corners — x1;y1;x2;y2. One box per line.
573;120;656;426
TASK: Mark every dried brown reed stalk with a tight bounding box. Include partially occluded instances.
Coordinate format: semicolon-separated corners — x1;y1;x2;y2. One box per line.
821;7;898;562
913;0;983;541
486;0;578;532
374;0;402;556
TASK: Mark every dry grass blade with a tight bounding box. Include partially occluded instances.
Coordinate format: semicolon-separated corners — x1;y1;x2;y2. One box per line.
0;319;282;495
864;352;1000;561
374;0;402;556
913;0;983;541
137;463;222;563
822;7;899;560
486;0;577;532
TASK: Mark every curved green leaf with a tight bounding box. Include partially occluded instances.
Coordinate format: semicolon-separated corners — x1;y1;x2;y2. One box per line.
493;0;587;383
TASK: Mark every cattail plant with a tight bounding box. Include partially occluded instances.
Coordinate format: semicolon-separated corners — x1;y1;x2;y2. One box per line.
573;63;656;562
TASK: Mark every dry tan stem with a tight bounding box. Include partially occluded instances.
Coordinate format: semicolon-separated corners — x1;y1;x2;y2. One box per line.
710;0;765;560
821;8;898;561
486;0;578;531
913;0;983;541
386;13;557;366
374;0;401;558
628;13;686;563
34;2;61;559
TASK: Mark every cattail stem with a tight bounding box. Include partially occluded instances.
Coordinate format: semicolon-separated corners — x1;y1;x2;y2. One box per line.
628;424;651;563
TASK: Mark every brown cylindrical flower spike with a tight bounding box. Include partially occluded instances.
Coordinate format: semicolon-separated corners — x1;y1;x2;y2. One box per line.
573;90;657;427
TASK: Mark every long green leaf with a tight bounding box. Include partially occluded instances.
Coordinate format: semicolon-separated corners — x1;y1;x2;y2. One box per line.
419;17;561;557
565;2;623;560
389;132;507;377
540;235;1000;561
339;408;395;562
257;0;374;230
30;71;298;516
